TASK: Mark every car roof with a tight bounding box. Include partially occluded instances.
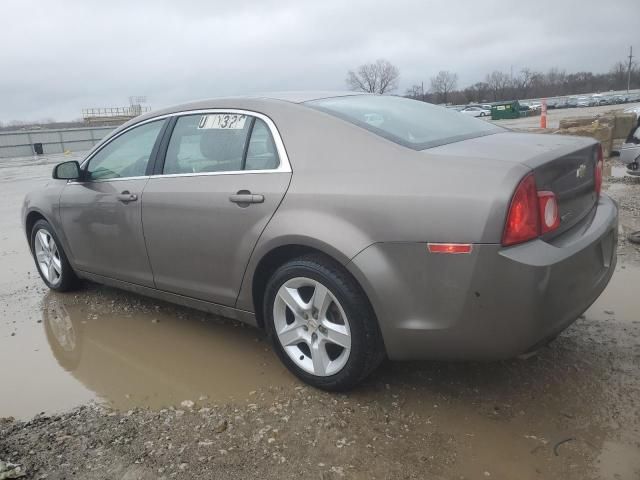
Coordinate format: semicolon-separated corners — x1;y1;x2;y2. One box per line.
97;91;372;144
252;91;369;103
128;90;368;122
168;91;369;109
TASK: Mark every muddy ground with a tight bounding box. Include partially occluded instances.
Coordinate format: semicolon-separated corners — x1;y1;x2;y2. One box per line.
0;154;639;479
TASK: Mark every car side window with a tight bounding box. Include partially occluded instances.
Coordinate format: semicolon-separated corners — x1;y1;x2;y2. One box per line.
164;114;251;175
86;120;164;180
245;118;280;170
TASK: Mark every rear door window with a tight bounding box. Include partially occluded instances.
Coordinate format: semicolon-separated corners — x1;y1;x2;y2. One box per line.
163;114;280;175
245;119;279;170
164;114;250;175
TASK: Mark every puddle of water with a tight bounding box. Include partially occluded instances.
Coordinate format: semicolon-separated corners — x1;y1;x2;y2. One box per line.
1;282;295;419
597;441;640;480
39;291;295;411
604;158;639;179
589;266;640;324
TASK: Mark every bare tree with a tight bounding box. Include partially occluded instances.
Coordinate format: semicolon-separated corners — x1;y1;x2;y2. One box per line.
405;85;422;99
429;70;458;104
544;68;567;96
463;82;490;103
611;61;629;90
513;68;541;99
346;59;399;94
485;71;511;101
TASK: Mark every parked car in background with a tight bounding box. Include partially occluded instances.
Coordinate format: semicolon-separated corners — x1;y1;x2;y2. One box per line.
624;104;640;116
460;106;491;117
577;97;590;107
22;92;617;390
552;98;570;109
567;97;579;108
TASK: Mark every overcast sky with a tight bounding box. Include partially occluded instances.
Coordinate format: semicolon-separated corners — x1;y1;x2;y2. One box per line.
0;0;636;122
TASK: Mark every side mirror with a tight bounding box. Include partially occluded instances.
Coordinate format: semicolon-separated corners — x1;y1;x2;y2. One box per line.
53;161;81;180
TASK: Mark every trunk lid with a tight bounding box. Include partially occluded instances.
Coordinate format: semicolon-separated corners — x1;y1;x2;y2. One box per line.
532;143;599;237
427;132;600;237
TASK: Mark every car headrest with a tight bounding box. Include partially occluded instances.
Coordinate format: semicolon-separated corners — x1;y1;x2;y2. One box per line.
199;130;245;161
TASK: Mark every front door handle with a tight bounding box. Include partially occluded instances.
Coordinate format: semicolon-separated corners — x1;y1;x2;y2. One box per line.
117;191;138;203
229;190;264;206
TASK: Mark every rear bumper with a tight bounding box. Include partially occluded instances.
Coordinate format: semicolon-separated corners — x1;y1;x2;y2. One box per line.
347;194;618;361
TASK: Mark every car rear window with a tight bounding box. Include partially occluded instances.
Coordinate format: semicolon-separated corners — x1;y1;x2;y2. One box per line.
306;95;502;150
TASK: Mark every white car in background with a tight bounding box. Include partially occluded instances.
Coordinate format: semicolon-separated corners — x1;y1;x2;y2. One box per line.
459;106;491;117
577;97;590;107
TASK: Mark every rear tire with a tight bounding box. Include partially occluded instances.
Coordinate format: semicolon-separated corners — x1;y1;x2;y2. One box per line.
264;254;385;391
31;219;80;292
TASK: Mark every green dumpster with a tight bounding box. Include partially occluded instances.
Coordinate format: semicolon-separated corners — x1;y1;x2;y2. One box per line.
491;101;521;120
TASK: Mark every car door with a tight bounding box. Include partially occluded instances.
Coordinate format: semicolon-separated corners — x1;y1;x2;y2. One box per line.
141;111;291;306
59;119;167;286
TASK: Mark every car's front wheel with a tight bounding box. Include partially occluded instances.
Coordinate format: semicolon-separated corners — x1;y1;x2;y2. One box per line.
264;254;384;391
31;219;79;292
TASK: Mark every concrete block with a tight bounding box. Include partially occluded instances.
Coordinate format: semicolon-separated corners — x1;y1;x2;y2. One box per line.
552;123;614;157
612;113;637;139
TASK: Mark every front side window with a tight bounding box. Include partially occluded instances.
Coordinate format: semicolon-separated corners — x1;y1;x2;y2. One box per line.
86;120;164;180
163;113;279;175
306;95;503;150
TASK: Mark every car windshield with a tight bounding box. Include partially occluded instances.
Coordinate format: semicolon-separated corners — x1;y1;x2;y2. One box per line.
306;95;502;150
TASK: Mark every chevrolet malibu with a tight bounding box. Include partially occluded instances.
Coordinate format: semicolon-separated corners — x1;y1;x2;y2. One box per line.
23;92;618;390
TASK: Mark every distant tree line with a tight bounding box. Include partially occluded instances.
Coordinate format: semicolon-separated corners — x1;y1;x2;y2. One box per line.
347;58;640;104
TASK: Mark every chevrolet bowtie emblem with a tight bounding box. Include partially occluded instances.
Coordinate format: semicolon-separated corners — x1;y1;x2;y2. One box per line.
576;163;587;178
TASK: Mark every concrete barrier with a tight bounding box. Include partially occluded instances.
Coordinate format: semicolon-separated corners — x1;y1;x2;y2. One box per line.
0;126;114;159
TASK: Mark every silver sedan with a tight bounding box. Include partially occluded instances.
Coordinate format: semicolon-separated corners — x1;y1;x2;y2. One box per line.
23;92;618;390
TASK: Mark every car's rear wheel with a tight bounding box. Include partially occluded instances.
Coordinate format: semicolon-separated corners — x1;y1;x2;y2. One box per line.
264;254;385;391
31;219;79;292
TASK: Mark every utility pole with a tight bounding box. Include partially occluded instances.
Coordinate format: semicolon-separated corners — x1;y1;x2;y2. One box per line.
627;45;634;94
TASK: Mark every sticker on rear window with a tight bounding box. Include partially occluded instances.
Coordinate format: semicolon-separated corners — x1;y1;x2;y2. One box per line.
198;114;247;130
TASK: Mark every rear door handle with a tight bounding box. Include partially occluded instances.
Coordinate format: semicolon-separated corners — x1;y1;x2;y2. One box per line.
117;191;138;203
229;191;264;206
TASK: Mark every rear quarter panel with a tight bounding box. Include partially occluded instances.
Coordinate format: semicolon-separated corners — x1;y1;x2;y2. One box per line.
235;105;530;311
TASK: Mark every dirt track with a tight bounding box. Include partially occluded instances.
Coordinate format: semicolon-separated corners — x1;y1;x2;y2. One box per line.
1;155;639;479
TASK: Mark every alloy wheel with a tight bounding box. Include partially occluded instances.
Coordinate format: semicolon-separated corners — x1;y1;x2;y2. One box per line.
273;277;351;376
34;229;62;285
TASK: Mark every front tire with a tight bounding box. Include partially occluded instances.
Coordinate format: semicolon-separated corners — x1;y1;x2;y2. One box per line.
264;254;385;391
31;219;79;292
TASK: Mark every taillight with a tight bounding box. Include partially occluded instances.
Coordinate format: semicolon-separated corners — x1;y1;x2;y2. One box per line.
537;191;560;234
595;144;603;196
502;173;540;246
503;173;564;246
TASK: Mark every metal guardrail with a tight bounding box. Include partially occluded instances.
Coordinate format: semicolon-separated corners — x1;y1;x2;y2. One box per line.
82;106;151;119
